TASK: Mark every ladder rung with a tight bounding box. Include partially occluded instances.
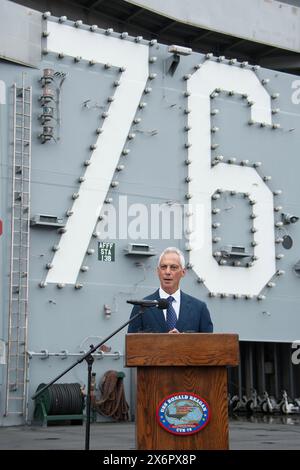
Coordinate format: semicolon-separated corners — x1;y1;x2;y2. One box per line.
9;316;27;320
12;253;27;258
8;362;26;365
14;153;30;159
8;356;26;359
12;218;30;222
8;349;26;352
11;310;26;317
6;398;24;403
11;272;29;275
16;99;31;105
11;269;29;272
8;378;25;382
7;369;25;373
8;330;26;334
13;202;30;206
8;340;26;344
7;359;25;363
12;238;29;241
8;362;25;366
9;388;24;392
11;266;29;269
9;321;27;324
8;333;26;336
9;362;25;366
12;200;30;203
9;382;25;390
12;219;30;223
9;313;27;316
7;351;26;355
15;140;30;145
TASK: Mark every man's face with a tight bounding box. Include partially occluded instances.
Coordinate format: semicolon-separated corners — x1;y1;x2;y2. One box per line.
157;252;186;294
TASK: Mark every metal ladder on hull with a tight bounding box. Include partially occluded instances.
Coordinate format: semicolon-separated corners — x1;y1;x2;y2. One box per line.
5;81;32;419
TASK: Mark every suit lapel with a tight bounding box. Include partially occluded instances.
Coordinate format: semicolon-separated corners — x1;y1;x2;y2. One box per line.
176;291;191;331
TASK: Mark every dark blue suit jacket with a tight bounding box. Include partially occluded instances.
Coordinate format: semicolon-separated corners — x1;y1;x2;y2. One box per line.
128;290;213;333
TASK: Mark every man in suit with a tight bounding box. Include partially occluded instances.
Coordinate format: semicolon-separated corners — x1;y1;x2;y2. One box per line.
128;247;213;333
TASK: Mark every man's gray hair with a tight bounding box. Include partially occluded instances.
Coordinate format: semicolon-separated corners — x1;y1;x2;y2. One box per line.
158;247;186;269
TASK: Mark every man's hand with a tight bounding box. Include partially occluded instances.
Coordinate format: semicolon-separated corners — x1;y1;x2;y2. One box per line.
168;328;180;334
98;344;111;352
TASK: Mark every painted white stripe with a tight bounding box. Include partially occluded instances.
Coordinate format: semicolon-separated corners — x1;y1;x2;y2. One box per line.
0;81;6;104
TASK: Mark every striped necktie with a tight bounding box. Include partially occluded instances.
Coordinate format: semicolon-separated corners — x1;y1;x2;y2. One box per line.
166;296;177;331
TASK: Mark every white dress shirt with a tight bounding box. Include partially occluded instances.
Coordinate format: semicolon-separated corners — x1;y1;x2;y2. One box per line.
159;288;181;321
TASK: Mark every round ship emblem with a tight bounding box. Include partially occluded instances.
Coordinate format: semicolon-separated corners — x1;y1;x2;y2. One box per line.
157;392;210;435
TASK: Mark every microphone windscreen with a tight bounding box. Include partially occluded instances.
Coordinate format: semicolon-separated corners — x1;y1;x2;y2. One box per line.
157;299;169;309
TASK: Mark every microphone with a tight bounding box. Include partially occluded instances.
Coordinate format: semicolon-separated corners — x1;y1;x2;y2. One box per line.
127;299;169;309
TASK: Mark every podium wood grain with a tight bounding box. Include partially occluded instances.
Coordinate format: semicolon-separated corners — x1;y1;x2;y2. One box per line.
126;334;239;450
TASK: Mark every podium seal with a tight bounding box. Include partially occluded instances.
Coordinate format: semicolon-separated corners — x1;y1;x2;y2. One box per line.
156;392;210;435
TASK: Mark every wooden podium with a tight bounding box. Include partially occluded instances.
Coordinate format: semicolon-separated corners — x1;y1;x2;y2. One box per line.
126;333;239;450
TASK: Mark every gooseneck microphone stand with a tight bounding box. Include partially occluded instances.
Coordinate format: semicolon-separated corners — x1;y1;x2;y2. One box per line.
31;306;145;450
